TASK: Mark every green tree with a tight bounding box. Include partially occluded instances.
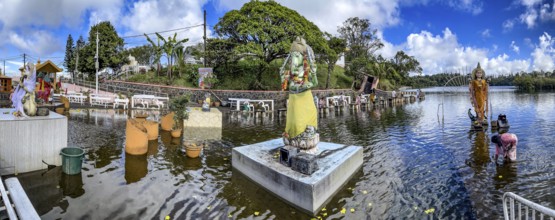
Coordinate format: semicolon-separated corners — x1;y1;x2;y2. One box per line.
78;21;125;77
144;34;164;75
338;17;383;86
214;0;328;88
75;36;85;78
391;51;422;84
157;33;188;79
63;34;75;78
321;34;346;89
123;44;155;66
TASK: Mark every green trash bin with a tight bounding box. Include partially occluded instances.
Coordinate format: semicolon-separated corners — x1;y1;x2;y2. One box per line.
60;147;85;175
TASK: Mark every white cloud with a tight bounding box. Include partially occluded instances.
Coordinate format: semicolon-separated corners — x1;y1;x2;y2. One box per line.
0;0;123;29
447;0;483;15
121;0;210;46
7;31;62;56
531;32;555;71
539;1;555;22
515;0;555;29
503;19;515;32
481;29;491;38
376;28;532;75
511;41;520;53
214;0;402;34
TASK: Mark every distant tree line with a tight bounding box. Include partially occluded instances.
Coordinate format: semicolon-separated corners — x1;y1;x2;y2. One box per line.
406;70;555;92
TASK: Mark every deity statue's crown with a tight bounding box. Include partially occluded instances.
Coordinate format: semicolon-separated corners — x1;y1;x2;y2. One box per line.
472;62;485;79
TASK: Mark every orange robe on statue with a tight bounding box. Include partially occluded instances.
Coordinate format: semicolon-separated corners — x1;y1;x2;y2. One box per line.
470;79;488;121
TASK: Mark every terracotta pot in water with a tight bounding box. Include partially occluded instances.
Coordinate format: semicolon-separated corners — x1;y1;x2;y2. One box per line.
125;119;148;155
185;142;203;158
171;128;182;138
143;120;159;141
160;112;175;131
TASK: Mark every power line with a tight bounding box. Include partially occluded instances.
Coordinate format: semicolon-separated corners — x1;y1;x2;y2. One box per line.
121;24;203;39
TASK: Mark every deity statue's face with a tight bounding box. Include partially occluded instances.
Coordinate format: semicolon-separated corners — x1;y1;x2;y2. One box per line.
475;70;483;79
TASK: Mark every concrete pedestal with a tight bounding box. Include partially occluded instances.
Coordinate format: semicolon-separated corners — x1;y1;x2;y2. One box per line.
232;138;363;215
184;107;222;128
0;108;68;175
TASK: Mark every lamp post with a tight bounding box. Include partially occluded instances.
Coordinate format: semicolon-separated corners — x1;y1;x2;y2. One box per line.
95;31;99;94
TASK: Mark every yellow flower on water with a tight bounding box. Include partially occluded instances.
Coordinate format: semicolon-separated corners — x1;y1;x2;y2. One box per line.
340;208;346;214
350;208;355;213
413;206;418;210
223;157;228;161
363;190;368;194
321;208;326;211
254;211;260;216
207;206;211;210
165;216;170;220
368;203;372;207
228;214;232;218
424;208;435;214
499;175;503;178
323;213;327;217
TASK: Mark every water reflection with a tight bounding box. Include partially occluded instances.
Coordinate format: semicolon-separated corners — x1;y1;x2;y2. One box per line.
60;172;84;198
124;153;148;184
493;163;518;190
466;131;491;172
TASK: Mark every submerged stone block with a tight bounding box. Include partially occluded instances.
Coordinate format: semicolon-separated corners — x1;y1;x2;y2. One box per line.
232;138;362;215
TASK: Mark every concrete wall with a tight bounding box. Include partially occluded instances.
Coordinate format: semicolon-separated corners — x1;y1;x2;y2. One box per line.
0;109;68;175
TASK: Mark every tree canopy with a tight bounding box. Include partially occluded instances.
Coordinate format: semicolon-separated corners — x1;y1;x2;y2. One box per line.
214;0;328;63
63;34;74;76
78;21;125;76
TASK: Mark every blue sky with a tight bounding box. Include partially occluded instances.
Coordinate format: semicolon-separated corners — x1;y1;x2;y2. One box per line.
0;0;554;77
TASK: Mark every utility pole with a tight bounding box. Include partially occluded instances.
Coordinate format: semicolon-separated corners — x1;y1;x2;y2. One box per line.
74;44;79;84
3;60;5;76
203;10;207;67
23;53;26;65
95;31;99;94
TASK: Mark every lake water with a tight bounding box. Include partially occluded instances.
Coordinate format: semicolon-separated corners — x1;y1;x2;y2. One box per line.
14;87;555;219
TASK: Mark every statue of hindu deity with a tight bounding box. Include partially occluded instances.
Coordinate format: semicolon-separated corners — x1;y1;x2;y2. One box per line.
279;37;319;153
11;62;37;117
469;63;488;126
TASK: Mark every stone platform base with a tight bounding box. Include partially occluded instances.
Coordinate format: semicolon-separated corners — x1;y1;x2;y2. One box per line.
183;107;222;128
0;108;68;175
232;138;363;215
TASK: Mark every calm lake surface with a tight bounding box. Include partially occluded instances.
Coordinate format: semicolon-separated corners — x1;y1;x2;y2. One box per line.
15;87;555;219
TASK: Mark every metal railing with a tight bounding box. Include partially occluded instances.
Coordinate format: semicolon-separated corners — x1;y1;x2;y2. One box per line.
503;192;555;220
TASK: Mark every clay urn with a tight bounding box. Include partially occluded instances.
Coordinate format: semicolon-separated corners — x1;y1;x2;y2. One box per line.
143;120;159;141
160;112;175;131
125;119;148;155
184;141;203;158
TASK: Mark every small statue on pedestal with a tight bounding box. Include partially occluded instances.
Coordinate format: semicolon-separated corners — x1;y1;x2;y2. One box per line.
469;63;488;127
11;62;37;117
202;93;211;112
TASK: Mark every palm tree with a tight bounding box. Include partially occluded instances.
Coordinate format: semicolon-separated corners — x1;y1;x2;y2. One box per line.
156;33;189;79
144;34;164;76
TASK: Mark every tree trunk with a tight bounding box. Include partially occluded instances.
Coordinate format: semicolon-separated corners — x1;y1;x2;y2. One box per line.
326;63;333;89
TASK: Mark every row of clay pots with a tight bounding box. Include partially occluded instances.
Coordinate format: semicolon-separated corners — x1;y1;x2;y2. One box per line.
127;113;202;158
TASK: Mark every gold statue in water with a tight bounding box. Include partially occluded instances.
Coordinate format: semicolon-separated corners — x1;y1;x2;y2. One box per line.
279;37;319;153
469;63;488;125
